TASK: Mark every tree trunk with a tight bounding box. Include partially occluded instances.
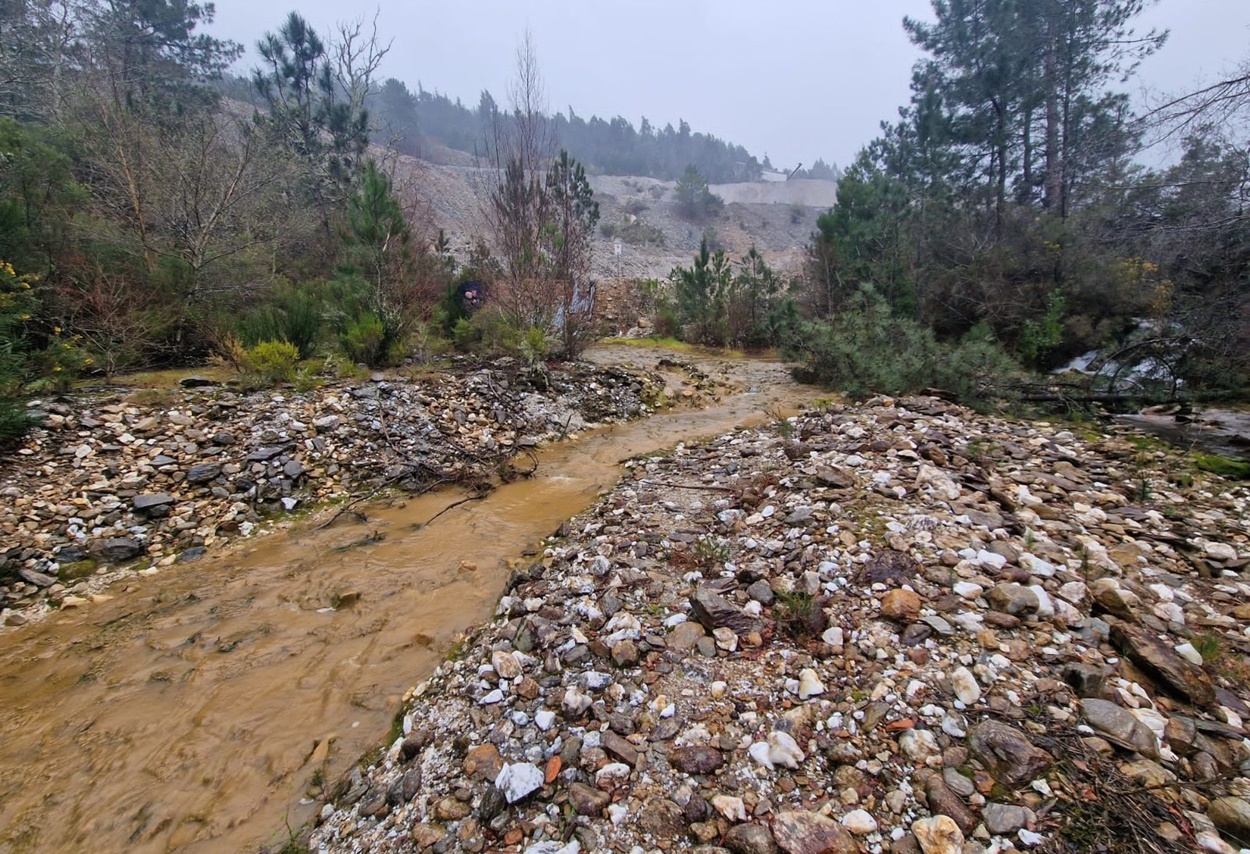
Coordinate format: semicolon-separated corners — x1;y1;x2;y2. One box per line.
1043;8;1063;213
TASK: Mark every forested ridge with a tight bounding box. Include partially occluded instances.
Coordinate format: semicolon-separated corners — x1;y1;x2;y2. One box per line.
215;72;768;183
1;0;1249;448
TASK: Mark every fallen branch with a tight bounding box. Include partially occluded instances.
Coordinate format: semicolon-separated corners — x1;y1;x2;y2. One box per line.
314;466;449;530
420;492;490;527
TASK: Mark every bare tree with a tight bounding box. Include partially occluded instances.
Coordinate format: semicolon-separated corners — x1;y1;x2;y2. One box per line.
0;0;79;122
482;27;575;335
1143;61;1250;147
145;111;304;302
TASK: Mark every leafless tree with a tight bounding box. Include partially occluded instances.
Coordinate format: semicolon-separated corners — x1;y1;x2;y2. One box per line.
483;30;584;337
0;0;79;122
1142;61;1250;148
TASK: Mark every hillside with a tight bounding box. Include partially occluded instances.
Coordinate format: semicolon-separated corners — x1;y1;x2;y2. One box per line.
391;154;838;281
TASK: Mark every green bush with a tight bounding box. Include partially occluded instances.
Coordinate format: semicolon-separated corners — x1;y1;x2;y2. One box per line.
340;313;387;365
1017;290;1066;370
30;334;92;392
244;340;299;386
520;326;549;367
452;307;520;356
281;291;323;359
238;288;323;360
0;260;35;444
602;218;666;247
787;287;1022;408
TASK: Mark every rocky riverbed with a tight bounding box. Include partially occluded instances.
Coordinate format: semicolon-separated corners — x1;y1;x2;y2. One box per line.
308;395;1250;854
0;359;669;627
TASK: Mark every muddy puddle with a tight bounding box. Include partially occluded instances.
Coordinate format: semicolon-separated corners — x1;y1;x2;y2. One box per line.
0;348;819;854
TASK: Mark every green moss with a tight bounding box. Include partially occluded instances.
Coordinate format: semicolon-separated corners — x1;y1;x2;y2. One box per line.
1192;452;1250;480
58;559;98;581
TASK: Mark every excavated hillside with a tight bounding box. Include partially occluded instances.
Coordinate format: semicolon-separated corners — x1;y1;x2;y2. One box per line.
389;155;836;282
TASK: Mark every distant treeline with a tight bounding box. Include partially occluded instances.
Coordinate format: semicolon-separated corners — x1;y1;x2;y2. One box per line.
219;75;763;182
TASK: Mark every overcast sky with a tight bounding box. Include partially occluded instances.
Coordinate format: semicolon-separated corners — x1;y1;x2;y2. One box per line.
206;0;1250;171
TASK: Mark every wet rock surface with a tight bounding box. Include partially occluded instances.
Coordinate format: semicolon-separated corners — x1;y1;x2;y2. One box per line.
306;395;1250;853
0;360;665;624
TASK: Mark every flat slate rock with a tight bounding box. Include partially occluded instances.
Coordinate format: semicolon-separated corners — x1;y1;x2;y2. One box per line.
1110;621;1216;709
186;463;222;484
133;493;175;511
94;537;144;562
689;585;760;635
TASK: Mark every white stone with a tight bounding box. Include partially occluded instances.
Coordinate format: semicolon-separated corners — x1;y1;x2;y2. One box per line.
1057;581;1088;605
918;464;961;501
563;686;593;716
523;842;580;854
582;671;612;690
1127;708;1169;744
822;626;845;648
1054;598;1084;624
941;712;967;738
711;794;748;821
951;667;982;705
713;627;738;651
480;689;504;705
749;740;775;770
710;681;728;699
1018;829;1045;847
595;762;631;789
1204;541;1239;562
1032;586;1055;619
1019;553;1056;577
769;731;805;768
899;728;940;762
977;549;1008;570
495;762;544;803
535;709;556;731
1148;583;1175;602
912;815;964;854
1153;601;1185;624
798;668;826;700
841;809;878;835
953;581;984;600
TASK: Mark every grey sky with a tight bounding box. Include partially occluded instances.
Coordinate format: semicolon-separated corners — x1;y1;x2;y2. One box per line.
207;0;1250;171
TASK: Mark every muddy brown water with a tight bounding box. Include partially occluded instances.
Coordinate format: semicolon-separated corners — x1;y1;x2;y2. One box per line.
0;348;818;854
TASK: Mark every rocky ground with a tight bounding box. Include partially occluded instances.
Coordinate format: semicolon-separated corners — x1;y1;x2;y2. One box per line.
0;359;666;627
306;395;1250;854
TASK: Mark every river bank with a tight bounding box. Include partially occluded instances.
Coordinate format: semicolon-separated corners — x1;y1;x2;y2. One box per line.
308;394;1250;854
0;357;673;628
0;346;817;854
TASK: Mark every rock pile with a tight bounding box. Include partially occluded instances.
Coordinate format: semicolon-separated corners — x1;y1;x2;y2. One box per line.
0;361;663;623
309;395;1250;854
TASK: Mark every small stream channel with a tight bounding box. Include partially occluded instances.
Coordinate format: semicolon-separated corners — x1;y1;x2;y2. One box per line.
0;348;819;854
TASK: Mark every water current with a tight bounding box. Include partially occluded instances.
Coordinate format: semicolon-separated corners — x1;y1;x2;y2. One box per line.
0;347;818;854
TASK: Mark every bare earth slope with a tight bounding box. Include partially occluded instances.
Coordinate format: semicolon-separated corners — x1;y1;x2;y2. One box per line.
391;156;833;281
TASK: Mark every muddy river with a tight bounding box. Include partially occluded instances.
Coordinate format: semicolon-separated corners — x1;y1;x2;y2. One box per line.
0;348;817;854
